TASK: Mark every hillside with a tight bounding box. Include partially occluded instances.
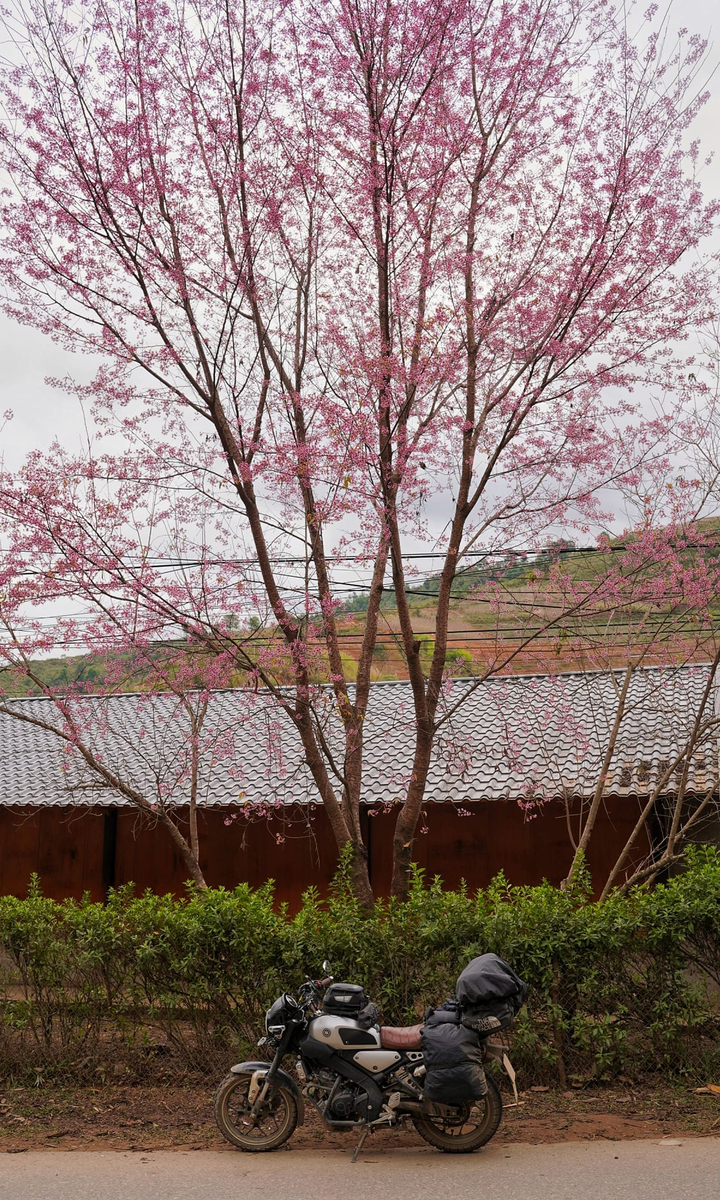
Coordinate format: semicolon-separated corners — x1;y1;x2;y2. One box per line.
3;531;718;697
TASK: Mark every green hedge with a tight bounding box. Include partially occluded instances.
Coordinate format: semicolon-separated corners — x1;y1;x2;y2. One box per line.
1;847;719;1087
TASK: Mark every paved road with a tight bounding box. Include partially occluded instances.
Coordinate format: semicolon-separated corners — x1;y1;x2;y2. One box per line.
2;1139;719;1200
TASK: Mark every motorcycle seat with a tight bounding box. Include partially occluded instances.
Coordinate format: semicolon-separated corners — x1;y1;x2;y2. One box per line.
380;1023;423;1050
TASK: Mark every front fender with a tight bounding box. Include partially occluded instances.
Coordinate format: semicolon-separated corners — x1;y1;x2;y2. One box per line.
230;1061;305;1125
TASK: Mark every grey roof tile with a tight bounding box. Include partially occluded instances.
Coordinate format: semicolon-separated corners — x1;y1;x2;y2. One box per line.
0;665;716;808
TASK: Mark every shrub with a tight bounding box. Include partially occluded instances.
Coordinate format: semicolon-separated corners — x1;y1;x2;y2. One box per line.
1;849;719;1085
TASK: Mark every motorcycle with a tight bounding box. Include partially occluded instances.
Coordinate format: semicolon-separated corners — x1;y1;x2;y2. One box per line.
213;963;518;1158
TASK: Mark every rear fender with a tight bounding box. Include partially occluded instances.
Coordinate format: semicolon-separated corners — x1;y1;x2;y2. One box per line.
229;1061;305;1125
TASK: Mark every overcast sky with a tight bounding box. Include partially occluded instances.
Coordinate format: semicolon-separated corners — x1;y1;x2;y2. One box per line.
0;0;718;475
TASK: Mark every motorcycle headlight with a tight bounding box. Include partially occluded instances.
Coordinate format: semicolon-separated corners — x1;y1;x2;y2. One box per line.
265;996;286;1033
264;992;299;1034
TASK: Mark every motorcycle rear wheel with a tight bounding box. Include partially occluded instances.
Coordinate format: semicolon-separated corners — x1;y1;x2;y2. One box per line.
412;1074;503;1153
213;1071;298;1152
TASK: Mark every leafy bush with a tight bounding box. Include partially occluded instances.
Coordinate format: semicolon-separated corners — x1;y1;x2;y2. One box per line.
1;848;718;1085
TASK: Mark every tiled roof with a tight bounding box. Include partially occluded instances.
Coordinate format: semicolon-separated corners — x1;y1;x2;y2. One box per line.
0;665;717;808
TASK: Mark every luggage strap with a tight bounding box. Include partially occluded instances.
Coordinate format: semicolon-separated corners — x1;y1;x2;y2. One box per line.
483;1040;518;1103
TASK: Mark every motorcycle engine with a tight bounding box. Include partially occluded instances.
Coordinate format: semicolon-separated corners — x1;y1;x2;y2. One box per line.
329;1084;365;1121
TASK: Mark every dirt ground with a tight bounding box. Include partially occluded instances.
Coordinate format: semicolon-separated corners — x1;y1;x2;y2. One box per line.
2;1081;720;1153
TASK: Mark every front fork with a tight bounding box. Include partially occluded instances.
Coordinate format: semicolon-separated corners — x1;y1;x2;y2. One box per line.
249;1030;292;1116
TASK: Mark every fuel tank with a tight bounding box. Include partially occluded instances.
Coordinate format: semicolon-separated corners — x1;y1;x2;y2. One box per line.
306;1014;381;1051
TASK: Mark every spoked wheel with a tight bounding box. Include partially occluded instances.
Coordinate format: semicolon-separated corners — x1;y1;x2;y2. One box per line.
412;1074;503;1153
213;1071;298;1152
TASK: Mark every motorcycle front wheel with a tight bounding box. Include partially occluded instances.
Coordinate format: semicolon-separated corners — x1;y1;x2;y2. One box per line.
213;1071;298;1152
412;1073;503;1153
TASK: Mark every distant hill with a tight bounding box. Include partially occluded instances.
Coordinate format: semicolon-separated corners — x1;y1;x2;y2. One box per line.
3;528;719;696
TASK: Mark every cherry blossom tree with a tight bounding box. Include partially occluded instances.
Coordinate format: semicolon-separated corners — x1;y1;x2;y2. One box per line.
0;0;718;903
480;528;720;891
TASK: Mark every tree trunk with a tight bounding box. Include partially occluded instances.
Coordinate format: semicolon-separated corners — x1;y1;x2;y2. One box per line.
390;828;416;901
158;810;208;890
350;839;374;911
563;664;633;888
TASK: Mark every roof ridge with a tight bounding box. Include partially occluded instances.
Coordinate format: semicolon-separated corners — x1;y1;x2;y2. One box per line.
0;660;713;707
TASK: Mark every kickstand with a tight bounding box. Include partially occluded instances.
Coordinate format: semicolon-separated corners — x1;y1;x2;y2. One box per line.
352;1126;370;1164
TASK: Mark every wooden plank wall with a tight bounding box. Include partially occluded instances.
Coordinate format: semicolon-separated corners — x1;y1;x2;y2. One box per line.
0;798;651;905
366;799;650;895
113;807;340;904
0;806;107;901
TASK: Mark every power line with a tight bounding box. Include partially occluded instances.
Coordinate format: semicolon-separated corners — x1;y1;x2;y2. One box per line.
2;620;715;653
0;540;679;566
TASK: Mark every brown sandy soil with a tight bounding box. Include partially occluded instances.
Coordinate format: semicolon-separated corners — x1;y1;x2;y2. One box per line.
2;1083;719;1153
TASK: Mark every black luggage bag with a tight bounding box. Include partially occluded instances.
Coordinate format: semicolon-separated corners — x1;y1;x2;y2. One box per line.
420;954;526;1105
420;1006;487;1103
456;952;527;1034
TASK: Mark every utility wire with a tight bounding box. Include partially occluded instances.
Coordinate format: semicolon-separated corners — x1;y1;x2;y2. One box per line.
2;539;715;566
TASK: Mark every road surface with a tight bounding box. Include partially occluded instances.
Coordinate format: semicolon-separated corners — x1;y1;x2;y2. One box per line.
2;1138;718;1200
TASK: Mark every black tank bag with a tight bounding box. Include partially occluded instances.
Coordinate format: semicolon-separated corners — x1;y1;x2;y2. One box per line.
322;982;369;1017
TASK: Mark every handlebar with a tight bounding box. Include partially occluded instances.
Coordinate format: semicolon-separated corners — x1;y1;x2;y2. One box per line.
298;974;334;1010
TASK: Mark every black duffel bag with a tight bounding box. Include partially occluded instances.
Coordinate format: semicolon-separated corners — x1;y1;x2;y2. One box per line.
456;953;527;1034
420;1006;487;1104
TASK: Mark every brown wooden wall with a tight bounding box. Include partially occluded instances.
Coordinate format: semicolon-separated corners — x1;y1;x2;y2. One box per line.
367;799;651;894
0;797;651;906
113;807;341;906
0;806;107;901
